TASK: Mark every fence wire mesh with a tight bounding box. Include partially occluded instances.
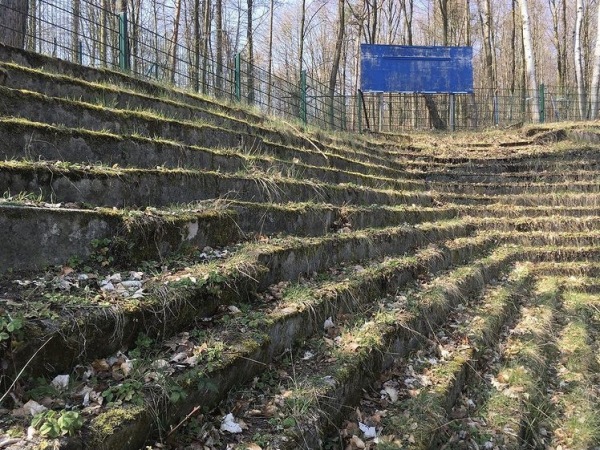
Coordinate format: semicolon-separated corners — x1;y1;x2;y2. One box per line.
0;0;592;133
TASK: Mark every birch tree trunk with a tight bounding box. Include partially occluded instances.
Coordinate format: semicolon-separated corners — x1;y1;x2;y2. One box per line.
267;0;274;110
201;0;211;94
215;0;223;96
246;0;255;104
574;0;586;119
518;0;540;122
589;2;600;118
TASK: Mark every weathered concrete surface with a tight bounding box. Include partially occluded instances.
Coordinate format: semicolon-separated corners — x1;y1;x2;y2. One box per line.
7;221;474;378
0;86;252;151
0;120;423;192
0;118;417;184
0;205;240;273
0;164;433;208
0;43;265;125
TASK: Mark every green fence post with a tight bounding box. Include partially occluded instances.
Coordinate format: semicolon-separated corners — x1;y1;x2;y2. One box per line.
234;53;241;102
539;83;545;123
118;1;130;71
78;41;83;65
300;70;307;125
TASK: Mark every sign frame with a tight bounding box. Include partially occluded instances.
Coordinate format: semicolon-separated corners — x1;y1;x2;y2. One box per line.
360;44;474;94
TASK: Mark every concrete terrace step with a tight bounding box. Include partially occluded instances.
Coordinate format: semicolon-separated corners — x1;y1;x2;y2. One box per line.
0;199;461;273
0;119;424;192
430;180;600;196
0;203;240;273
438;192;600;207
59;236;503;449
193;247;518;449
440;274;560;449
357;265;532;449
398;151;600;175
456;204;600;219
425;168;600;183
469;216;600;233
0;160;432;208
0;43;407;162
1;220;474;378
0;90;422;180
0;43;266;125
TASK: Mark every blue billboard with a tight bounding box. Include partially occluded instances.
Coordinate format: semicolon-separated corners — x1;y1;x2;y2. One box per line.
360;44;473;94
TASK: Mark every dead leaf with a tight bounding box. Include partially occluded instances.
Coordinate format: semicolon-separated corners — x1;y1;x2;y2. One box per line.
348;435;366;449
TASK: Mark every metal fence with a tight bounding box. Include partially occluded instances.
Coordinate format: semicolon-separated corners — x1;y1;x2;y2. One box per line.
0;0;593;133
3;0;347;130
356;87;589;133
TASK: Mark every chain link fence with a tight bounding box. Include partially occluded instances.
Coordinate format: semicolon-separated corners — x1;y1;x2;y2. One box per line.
0;0;592;133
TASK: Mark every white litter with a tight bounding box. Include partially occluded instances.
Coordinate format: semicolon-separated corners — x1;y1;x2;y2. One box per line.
220;413;243;433
359;422;377;439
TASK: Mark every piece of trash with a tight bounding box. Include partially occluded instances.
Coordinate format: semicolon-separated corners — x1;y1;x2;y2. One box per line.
358;422;377;439
51;374;69;390
324;317;335;330
383;385;399;403
220;413;243;433
302;350;315;360
228;305;242;315
13;400;47;417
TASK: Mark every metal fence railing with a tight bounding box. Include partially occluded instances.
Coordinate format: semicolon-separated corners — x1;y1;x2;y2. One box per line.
0;0;595;133
356;87;590;132
2;0;348;130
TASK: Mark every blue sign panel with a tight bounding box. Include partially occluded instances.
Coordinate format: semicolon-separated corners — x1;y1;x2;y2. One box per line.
360;44;473;94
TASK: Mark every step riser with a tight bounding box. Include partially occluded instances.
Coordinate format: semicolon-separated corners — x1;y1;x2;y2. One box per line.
0;202;459;274
429;174;600;184
0;87;254;151
443;195;600;208
1;63;257;134
0;205;240;273
0;121;420;192
432;183;600;195
0;43;261;123
233;205;458;237
0;166;431;208
473;220;600;233
10;223;473;377
88;239;498;450
291;255;517;449
460;207;600;219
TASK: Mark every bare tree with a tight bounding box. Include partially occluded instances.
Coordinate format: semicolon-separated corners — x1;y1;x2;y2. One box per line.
518;0;540;122
590;2;600;117
267;0;275;109
574;0;586;118
549;0;566;92
202;0;211;93
246;0;255;103
401;0;413;45
216;0;223;95
437;0;449;45
328;0;345;127
477;0;496;91
0;0;28;48
168;0;183;83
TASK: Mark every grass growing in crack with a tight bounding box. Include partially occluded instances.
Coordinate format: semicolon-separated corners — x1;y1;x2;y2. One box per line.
473;277;558;448
548;288;600;449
